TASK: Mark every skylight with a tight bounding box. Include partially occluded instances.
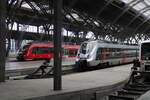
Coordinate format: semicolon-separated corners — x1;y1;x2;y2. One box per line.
119;0;150;19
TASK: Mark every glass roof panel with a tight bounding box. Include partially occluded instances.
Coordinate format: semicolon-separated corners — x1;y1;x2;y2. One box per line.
122;0;134;4
119;0;150;19
21;4;32;9
143;10;150;16
144;0;150;5
133;2;146;11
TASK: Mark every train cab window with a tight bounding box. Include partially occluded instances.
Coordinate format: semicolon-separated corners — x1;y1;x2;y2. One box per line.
86;43;94;53
80;43;87;54
80;42;94;54
21;44;30;51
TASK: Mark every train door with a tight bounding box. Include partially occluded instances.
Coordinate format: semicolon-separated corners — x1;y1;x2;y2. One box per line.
96;48;104;62
30;46;39;59
140;42;150;71
121;48;126;63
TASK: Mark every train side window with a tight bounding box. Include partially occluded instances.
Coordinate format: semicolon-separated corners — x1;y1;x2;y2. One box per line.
114;48;121;58
32;47;38;54
111;48;116;58
74;50;78;55
69;50;75;55
34;47;53;54
64;48;68;55
38;47;48;53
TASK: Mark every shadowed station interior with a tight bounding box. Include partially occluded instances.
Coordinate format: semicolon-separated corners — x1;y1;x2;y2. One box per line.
1;0;150;100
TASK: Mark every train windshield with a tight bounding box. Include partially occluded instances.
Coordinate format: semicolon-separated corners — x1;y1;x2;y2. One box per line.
80;43;93;54
141;43;150;60
20;44;30;51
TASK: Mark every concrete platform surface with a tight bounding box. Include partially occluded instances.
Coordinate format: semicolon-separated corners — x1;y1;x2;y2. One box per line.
6;58;75;70
6;58;75;77
0;64;132;100
137;90;150;100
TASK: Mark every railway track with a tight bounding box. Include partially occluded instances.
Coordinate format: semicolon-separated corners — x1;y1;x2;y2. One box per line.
108;70;150;100
108;83;150;100
10;63;131;80
10;65;76;80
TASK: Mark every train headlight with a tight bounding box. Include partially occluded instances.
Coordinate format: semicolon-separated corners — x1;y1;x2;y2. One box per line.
146;57;149;60
140;60;144;65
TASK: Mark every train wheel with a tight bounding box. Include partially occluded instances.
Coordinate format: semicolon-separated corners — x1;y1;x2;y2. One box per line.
76;62;86;72
76;62;82;72
17;58;25;61
106;62;109;67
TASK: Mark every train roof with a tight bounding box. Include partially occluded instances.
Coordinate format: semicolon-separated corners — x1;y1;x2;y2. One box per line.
28;41;79;45
140;40;150;44
82;40;138;49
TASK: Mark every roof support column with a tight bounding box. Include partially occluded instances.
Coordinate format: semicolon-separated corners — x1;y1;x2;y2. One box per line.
0;0;6;82
53;0;63;90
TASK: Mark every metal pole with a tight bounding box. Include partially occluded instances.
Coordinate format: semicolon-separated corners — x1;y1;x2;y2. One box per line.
16;23;19;50
37;26;39;34
0;0;6;82
53;0;62;90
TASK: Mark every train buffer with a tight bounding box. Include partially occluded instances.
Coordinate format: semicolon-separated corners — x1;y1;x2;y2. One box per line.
25;59;54;79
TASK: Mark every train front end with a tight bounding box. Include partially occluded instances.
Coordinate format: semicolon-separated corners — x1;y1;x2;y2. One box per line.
76;41;96;71
16;44;30;61
140;41;150;71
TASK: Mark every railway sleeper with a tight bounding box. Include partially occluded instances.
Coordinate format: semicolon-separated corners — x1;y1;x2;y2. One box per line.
119;89;144;95
128;84;150;89
123;87;149;92
108;64;150;100
143;82;150;86
117;91;141;99
117;90;142;95
108;95;135;100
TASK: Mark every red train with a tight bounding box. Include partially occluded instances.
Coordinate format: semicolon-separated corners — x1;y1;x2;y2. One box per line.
16;41;80;61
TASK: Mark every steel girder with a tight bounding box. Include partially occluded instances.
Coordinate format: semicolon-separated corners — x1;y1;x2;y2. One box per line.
6;0;150;44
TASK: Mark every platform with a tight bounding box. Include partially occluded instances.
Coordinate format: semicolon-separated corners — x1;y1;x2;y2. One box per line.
137;90;150;100
0;64;132;100
6;58;75;77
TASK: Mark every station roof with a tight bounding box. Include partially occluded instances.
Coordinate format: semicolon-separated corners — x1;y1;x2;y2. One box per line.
7;0;150;43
